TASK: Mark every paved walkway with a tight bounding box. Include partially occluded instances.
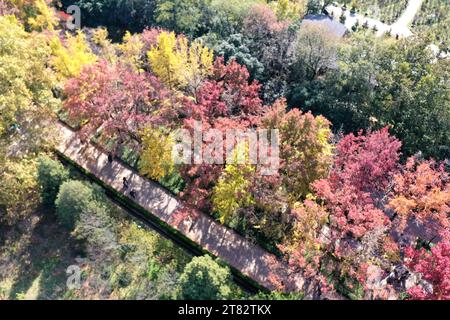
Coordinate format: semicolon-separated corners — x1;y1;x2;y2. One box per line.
326;0;423;38
55;122;306;294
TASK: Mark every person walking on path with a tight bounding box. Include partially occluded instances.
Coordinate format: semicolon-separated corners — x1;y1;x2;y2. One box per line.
107;152;113;163
129;189;137;199
123;177;129;190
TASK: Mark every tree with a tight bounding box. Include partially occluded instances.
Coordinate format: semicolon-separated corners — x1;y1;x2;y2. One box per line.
139;126;175;181
118;31;145;71
73;199;119;265
50;31;97;79
314;128;401;239
203;33;264;81
305;33;450;160
26;0;58;31
89;27;119;64
179;58;264;211
291;22;341;82
204;0;261;37
4;0;59;31
63;60;169;143
55;180;95;229
279;198;330;291
262;99;333;203
405;241;450;300
389;157;449;244
297;128;402;296
62;0;158;36
241;3;298;102
238;174;293;243
306;0;322;14
37;155;70;205
147;31;213;94
0;158;39;219
0;15;57;156
185;57;264;123
270;0;307;21
212;143;255;224
178;255;232;300
154;0;210;37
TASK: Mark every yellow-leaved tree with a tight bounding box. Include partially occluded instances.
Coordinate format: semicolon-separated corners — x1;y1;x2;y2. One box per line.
91;28;118;64
50;31;97;79
6;0;58;31
138;126;175;181
26;0;58;31
0;158;39;218
212;143;255;224
270;0;308;21
147;31;213;94
0;15;58;152
119;31;145;72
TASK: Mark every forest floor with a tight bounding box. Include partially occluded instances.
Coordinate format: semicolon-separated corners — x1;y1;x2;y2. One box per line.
0;206;80;300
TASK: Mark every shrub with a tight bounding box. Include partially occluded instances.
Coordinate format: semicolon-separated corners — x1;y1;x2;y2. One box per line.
55;180;95;229
178;255;232;300
73;201;119;257
37;155;69;205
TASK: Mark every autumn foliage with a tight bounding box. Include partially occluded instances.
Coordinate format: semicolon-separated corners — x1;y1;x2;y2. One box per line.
4;0;448;300
63;60;170;142
405;241;450;300
389;157;449;243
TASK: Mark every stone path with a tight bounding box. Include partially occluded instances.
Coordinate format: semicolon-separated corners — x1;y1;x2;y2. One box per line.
325;0;423;38
55;122;306;294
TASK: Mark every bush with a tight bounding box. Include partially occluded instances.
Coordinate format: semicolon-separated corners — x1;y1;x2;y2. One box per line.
37;155;69;205
73;201;118;252
178;255;232;300
55;180;95;229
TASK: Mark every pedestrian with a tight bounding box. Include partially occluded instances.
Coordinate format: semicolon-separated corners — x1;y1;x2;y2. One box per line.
123;177;129;190
129;190;136;199
107;152;113;163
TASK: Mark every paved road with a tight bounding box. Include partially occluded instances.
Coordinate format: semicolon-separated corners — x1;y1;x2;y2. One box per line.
326;0;423;38
55;122;307;295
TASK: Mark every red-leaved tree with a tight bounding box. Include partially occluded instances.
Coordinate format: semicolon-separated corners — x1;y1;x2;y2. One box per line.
64;60;173;145
179;57;266;211
405;241;450;300
389;157;449;245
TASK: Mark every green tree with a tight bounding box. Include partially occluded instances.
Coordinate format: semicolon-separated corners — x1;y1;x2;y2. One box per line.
289;32;450;160
178;255;233;300
155;0;209;37
61;0;157;37
37;155;70;205
55;180;95;229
